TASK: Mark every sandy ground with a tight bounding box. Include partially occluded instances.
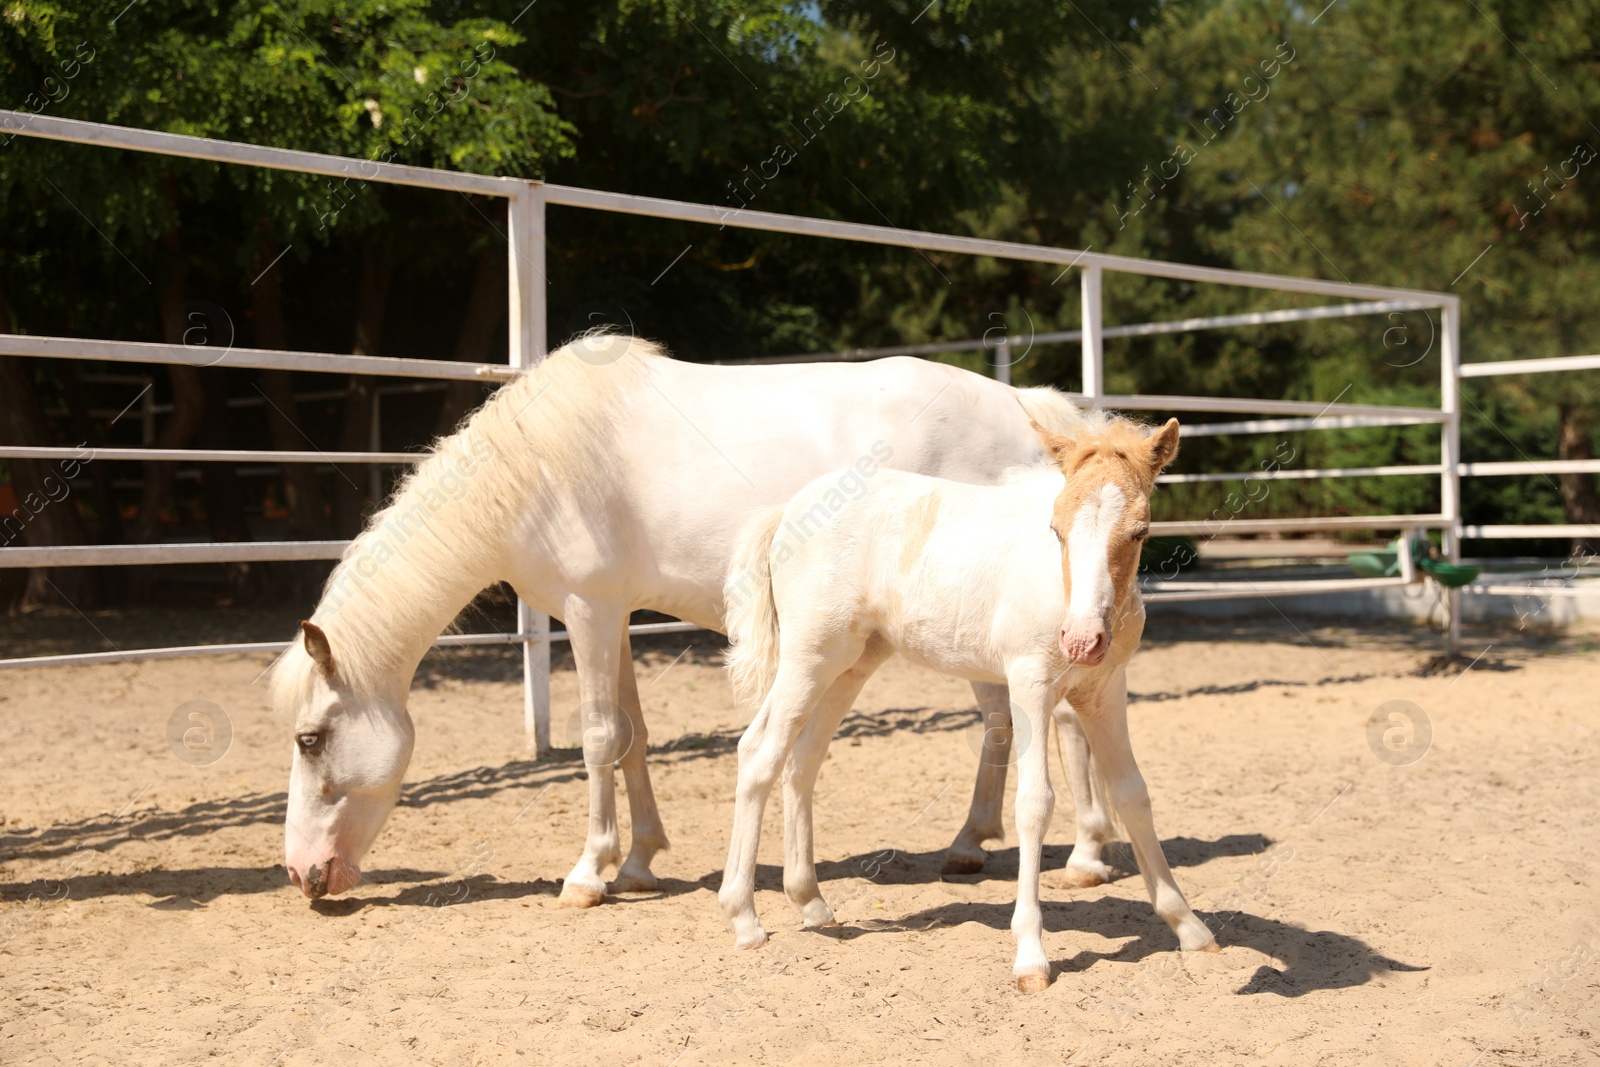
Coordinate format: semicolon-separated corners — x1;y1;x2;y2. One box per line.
1;613;1597;1066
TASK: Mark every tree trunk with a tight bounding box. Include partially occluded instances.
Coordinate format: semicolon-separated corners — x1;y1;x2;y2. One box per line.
1556;403;1600;557
435;241;506;436
333;238;392;536
59;367;124;546
59;366;126;605
0;287;91;609
195;368;258;603
132;219;206;543
253;238;327;540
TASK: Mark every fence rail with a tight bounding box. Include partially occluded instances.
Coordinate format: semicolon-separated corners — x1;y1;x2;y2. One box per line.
0;333;519;381
0;109;1594;745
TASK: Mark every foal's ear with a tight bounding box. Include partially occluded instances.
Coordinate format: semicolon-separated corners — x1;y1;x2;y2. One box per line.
1030;420;1077;466
300;621;337;677
1144;418;1181;477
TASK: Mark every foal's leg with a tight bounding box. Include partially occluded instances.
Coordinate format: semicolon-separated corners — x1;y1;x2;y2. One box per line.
612;631;668;893
720;636;861;950
555;596;629;909
782;641;892;928
1072;666;1217;952
1005;665;1058;993
943;681;1012;875
1051;706;1115;889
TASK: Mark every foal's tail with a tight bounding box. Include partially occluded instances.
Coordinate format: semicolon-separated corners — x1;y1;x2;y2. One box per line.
724;508;786;709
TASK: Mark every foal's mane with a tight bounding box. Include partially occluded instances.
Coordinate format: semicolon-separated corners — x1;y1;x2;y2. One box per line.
269;333;666;706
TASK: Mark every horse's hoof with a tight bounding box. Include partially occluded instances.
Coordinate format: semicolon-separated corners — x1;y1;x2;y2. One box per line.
609;871;658;893
1051;862;1110;889
799;904;838;929
555;881;607;909
941;849;986;876
1016;972;1050;993
734;929;769;950
1178;922;1220;953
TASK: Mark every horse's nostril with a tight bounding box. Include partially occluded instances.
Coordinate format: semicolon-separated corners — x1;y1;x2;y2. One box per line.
306;863;329;899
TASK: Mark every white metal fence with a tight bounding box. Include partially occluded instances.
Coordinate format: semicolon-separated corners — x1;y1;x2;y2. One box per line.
2;109;1596;751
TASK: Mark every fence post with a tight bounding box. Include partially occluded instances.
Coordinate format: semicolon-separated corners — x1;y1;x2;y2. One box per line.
1081;264;1104;399
1440;299;1462;660
509;181;552;753
993;336;1010;384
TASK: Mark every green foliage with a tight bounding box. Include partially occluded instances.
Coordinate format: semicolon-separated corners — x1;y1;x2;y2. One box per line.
1;0;1596;560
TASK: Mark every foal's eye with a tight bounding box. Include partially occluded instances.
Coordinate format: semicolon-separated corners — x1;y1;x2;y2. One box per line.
1130;528;1150;543
296;732;324;754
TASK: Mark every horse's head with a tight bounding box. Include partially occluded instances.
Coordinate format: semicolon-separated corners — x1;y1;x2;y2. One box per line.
1033;417;1180;667
271;621;415;899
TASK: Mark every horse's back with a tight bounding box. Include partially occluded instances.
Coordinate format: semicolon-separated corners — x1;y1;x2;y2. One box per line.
605;357;1054;620
769;466;1064;679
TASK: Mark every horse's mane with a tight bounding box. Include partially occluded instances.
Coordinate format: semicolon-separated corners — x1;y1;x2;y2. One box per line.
269;332;666;707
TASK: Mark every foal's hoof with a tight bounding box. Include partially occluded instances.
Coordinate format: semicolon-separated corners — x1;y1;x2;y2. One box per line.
941;848;987;876
1178;922;1221;953
734;928;769;950
1016;973;1051;994
555;881;607;909
1051;861;1110;890
609;870;659;894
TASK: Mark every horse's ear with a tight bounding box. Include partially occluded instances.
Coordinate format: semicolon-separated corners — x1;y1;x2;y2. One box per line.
1144;418;1181;477
300;621;337;677
1030;420;1076;465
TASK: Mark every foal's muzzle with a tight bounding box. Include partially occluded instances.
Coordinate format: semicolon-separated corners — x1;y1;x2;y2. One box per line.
1060;622;1110;666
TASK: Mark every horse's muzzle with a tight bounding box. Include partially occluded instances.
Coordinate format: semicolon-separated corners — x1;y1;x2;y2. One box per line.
288;858;361;899
1060;624;1110;666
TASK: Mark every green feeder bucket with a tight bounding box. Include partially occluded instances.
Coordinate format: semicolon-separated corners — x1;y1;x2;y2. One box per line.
1418;558;1481;588
1346;549;1400;579
1347;536;1478;587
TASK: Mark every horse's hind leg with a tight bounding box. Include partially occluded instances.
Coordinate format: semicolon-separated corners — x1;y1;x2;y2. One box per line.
943;681;1012;875
783;638;892;928
612;631;668;893
554;596;628;909
720;633;861;950
1051;706;1115;889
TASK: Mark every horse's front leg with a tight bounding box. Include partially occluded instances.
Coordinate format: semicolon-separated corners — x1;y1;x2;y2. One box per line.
1051;705;1115;889
612;631;668;893
943;681;1012;875
1072;666;1217;952
1005;665;1057;992
554;596;628;909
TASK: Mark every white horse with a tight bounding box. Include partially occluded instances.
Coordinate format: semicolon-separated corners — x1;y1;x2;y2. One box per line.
269;334;1116;905
720;415;1218;990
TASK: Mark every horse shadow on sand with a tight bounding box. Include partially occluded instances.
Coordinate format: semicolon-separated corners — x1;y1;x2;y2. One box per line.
768;836;1423;997
806;894;1424;998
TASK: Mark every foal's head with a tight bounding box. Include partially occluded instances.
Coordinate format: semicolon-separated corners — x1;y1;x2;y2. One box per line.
1033;417;1180;667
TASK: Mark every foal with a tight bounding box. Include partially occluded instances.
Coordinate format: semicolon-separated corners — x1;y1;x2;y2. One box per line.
721;416;1217;990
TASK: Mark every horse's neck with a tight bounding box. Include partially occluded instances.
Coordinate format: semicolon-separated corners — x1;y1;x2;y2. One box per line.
315;491;509;693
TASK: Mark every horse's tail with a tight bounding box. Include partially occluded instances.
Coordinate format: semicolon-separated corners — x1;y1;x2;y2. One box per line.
724;507;786;709
1016;385;1106;439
